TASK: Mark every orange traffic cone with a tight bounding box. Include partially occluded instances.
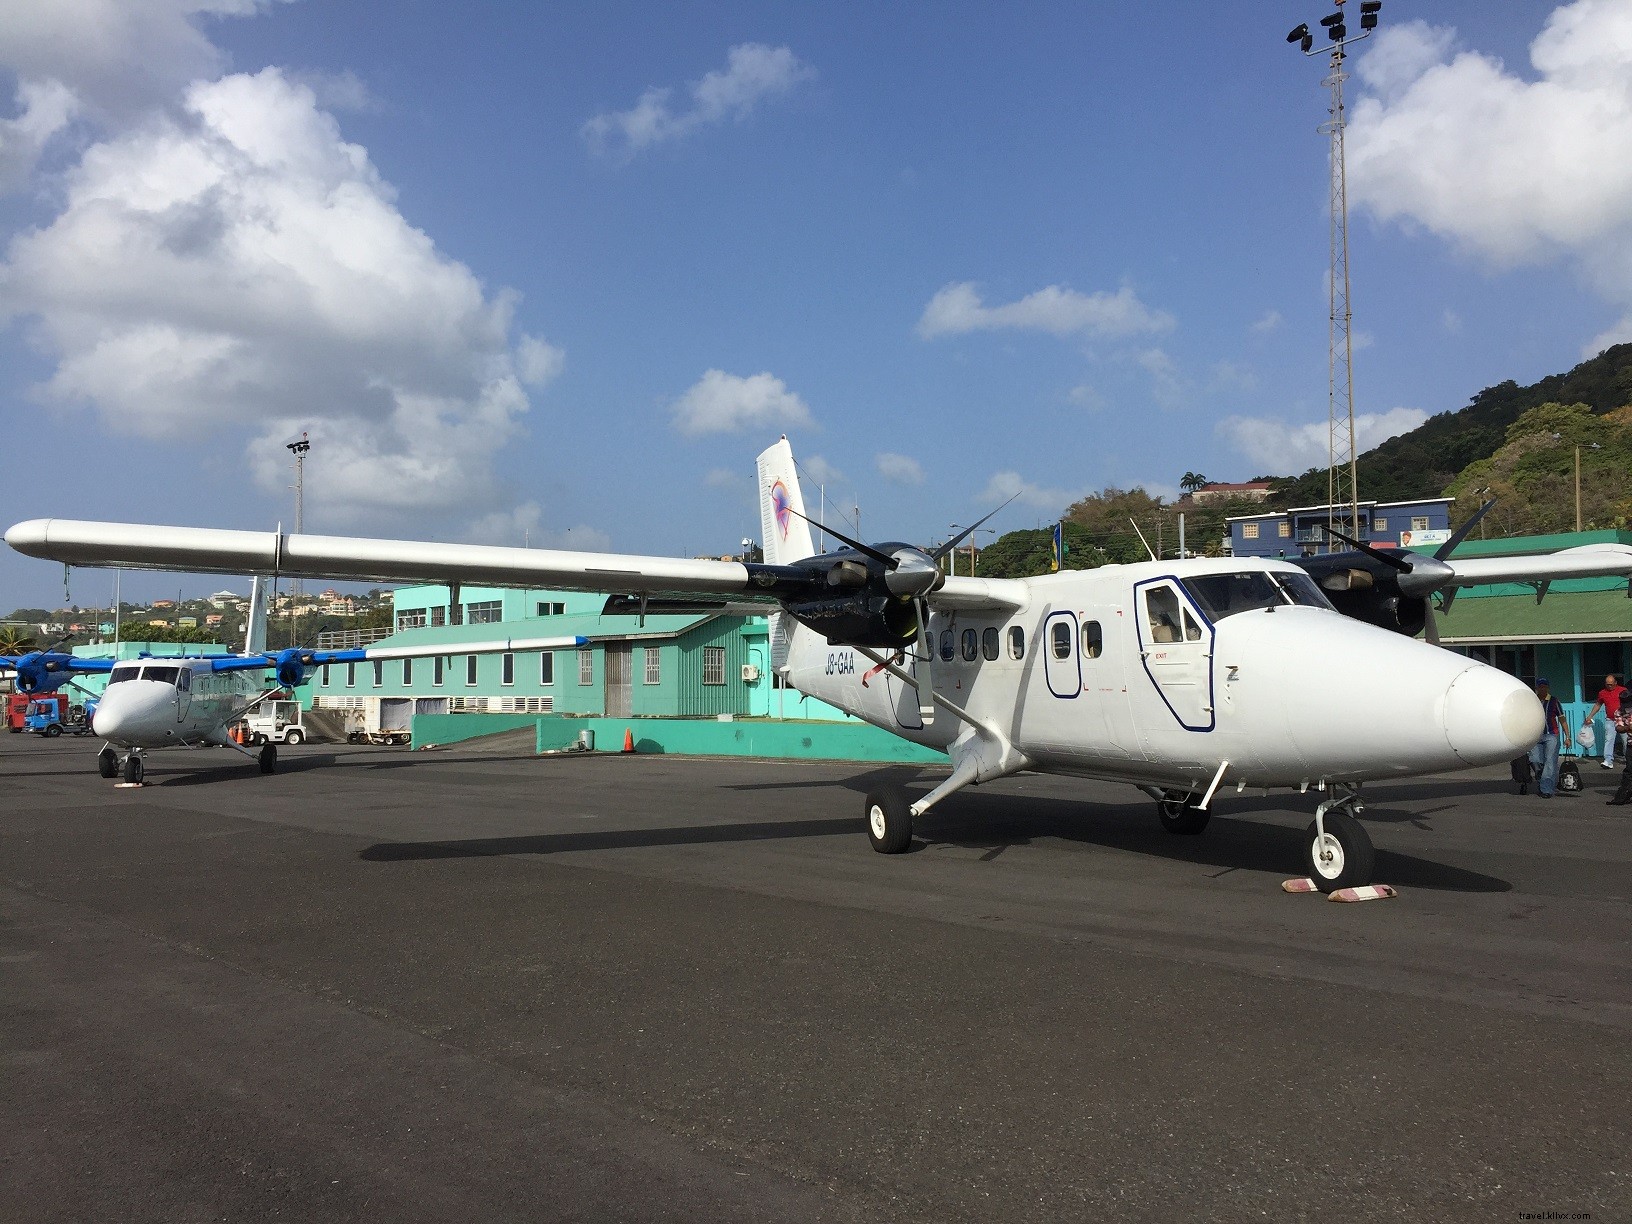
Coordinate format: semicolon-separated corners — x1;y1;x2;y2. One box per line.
622;727;635;753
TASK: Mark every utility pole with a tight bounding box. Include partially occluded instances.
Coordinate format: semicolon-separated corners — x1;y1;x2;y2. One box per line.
1288;0;1382;552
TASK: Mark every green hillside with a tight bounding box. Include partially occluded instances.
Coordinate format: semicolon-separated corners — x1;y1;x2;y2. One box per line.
1274;341;1632;507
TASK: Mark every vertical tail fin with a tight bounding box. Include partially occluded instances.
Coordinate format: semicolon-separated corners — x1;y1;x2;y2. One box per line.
756;436;815;566
244;576;269;654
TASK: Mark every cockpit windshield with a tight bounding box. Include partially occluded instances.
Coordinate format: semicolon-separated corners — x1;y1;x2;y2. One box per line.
1181;570;1333;622
140;665;181;686
107;666;140;686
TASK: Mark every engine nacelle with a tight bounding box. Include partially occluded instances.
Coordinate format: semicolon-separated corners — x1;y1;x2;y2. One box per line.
272;648;311;689
12;652;73;694
785;593;919;648
1322;588;1428;638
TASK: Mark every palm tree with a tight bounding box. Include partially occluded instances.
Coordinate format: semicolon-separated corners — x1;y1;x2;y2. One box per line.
1179;471;1208;495
0;625;36;655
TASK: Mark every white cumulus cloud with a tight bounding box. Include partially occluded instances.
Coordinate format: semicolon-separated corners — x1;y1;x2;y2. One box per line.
916;281;1174;340
874;452;924;486
979;470;1086;513
1217;407;1429;474
1348;2;1632;336
582;43;815;160
0;67;559;526
670;369;814;436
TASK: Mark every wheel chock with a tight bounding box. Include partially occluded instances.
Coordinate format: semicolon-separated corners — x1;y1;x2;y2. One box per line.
1281;877;1320;893
1326;884;1398;903
114;782;144;789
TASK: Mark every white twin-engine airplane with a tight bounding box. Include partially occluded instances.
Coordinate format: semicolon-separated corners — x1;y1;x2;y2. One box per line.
7;439;1549;891
18;579;586;785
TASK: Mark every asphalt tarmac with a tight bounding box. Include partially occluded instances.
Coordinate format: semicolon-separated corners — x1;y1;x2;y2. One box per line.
2;730;1628;1222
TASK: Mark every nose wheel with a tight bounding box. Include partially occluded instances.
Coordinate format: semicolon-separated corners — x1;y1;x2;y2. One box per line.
1303;790;1375;893
121;753;145;785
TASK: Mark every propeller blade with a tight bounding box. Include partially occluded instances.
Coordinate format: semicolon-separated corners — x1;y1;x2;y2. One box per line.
1317;523;1413;573
931;492;1021;563
780;505;898;569
1434;497;1497;561
1424;601;1440;645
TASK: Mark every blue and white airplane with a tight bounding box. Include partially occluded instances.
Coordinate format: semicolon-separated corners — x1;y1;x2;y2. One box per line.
4;579;584;784
11;438;1627;888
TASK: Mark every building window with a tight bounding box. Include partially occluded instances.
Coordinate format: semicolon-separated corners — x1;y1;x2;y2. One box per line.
402;658;413;685
579;649;593;686
540;652;554;685
465;599;503;624
372;660;383;687
644;646;661;685
430;606;446;627
1277;522;1291;538
1374;517;1388;532
502;653;515;686
396;609;427;631
982;627;999;661
536;601;565;617
346;662;355;688
1242;522;1261;539
703;646;726;685
1412;516;1430;531
1008;626;1025;659
321;664;330;686
466;655;478;686
433;656;443;687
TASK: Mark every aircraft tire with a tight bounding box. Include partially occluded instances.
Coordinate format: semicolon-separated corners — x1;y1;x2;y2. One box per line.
284;729;304;746
865;788;913;854
1157;793;1210;835
258;744;277;775
97;747;118;779
123;754;144;785
44;724;61;738
1303;809;1374;894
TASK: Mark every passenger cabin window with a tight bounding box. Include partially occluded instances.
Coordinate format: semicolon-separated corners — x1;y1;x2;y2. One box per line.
1146;587;1184;643
1050;621;1072;660
961;628;977;661
939;630;954;662
982;627;999;661
1082;621;1103;658
1008;626;1025;659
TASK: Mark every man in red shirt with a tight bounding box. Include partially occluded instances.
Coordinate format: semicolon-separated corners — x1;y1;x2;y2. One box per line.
1584;674;1628;770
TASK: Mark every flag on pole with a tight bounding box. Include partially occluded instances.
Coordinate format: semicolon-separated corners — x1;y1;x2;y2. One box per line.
1051;521;1064;571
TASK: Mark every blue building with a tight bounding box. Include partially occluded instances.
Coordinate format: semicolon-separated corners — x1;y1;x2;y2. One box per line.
1227;497;1454;558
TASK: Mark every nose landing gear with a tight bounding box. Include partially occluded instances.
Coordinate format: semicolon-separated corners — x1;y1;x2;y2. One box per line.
1303;787;1375;893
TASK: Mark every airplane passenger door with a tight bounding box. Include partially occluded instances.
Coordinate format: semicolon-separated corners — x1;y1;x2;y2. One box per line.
176;667;191;722
1042;611;1081;699
1134;579;1214;731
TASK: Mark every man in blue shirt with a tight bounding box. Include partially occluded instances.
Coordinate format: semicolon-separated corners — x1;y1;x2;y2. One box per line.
1528;677;1571;799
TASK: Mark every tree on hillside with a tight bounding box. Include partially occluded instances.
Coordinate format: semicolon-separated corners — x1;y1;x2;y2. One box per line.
1445;401;1632;536
1180;471;1208;494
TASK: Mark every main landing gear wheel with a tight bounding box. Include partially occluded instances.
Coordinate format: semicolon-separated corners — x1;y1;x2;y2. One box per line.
1303;809;1375;894
1157;791;1210;835
122;754;144;785
97;747;118;779
865;788;913;854
258;744;277;775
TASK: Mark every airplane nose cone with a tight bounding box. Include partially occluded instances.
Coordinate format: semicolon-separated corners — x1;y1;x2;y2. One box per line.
1443;665;1544;765
90;696;125;740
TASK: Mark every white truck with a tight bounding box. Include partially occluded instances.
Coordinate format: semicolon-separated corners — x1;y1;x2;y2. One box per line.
344;696;419;746
245;699;309;746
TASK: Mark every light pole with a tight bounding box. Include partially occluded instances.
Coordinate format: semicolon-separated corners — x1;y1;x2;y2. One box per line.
285;432;310;646
1288;0;1382;553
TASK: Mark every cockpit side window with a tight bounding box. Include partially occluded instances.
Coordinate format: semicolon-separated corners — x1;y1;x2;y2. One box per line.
1145;587;1183;643
177;668;191;691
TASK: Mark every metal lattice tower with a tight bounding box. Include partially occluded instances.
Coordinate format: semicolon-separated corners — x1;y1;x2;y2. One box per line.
1322;48;1359;546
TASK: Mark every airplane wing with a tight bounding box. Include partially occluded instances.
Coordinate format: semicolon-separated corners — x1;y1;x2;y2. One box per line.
1;652;115;693
4;519;1028;615
1437;543;1632;589
208;634;592;674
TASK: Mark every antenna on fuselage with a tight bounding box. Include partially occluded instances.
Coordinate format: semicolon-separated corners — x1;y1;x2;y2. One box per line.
1129;518;1158;563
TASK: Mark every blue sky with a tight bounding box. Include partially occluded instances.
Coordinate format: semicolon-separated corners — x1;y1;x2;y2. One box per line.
2;0;1625;609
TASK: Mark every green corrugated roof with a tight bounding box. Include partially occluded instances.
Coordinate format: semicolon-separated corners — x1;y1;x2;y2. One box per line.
1437;588;1632;643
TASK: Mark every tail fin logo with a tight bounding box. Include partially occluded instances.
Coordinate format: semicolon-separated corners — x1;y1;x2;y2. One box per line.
771;480;792;539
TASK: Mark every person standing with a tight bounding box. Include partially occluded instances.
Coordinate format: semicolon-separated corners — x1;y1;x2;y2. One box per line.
1529;677;1571;799
1583;673;1628;770
1607;702;1632;806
